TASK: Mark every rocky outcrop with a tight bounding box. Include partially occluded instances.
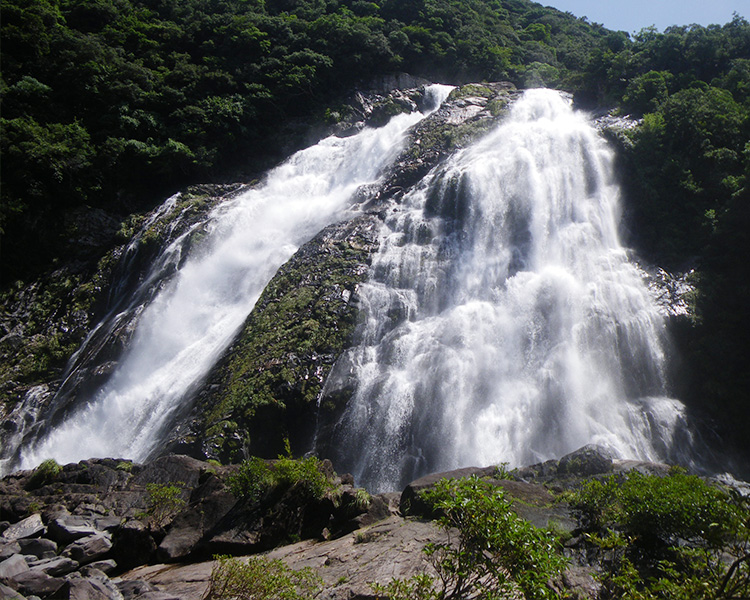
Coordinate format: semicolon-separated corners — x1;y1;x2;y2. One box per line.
0;453;386;598
2;447;746;599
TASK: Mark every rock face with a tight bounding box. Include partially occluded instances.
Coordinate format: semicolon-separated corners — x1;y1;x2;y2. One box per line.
2;447;746;599
0;453;386;598
0;184;243;474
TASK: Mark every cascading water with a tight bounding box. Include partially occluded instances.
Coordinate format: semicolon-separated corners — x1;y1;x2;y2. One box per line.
326;89;695;492
13;85;453;473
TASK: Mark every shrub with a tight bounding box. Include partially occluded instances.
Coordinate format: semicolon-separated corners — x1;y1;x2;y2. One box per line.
202;555;322;600
373;476;566;600
26;458;62;489
227;453;334;504
142;482;186;527
227;457;275;503
569;469;750;599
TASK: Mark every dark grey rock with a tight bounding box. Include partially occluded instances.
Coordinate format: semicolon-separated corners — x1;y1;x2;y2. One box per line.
110;520;156;571
0;553;29;579
116;580;158;599
4;569;66;597
0;540;21;560
558;445;615;477
83;560;117;575
28;555;79;576
17;538;57;559
156;489;236;562
400;465;495;517
61;533;112;565
62;573;125;600
1;515;44;541
48;515;120;545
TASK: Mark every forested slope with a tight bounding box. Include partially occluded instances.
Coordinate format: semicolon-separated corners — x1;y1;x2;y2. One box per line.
1;0;749;466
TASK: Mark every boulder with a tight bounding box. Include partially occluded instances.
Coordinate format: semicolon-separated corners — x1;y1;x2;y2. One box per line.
1;514;45;541
62;572;125;600
0;540;21;560
110;520;156;571
18;537;57;559
400;466;495;517
28;555;79;576
558;445;616;477
156;488;236;562
48;515;121;545
62;533;113;565
0;553;29;579
4;569;66;597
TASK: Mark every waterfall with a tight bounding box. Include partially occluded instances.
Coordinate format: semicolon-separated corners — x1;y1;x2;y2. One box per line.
326;89;695;492
14;85;453;472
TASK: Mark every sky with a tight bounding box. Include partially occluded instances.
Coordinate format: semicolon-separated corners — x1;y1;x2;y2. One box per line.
542;0;747;34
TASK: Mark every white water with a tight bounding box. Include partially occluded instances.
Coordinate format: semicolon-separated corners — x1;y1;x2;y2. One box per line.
328;89;693;491
18;85;453;470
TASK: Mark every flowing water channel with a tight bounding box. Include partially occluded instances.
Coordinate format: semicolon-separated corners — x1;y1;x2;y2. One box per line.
324;89;695;491
12;85;452;473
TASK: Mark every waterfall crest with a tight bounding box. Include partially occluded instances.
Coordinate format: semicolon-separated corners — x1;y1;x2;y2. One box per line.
14;85;453;472
325;89;694;491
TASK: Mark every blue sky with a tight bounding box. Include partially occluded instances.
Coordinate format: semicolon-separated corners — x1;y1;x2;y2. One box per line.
542;0;747;34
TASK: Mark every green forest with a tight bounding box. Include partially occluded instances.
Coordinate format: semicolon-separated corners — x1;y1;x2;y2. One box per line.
1;0;750;464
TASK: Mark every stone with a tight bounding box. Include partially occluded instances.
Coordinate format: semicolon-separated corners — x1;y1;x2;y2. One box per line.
48;515;120;545
17;538;57;559
156;489;236;562
0;582;22;598
62;573;125;600
400;465;495;517
110;520;156;570
558;445;615;477
0;540;21;560
118;561;214;600
116;579;159;599
1;514;45;541
28;555;79;576
5;569;66;597
62;533;113;565
0;553;30;579
84;560;117;575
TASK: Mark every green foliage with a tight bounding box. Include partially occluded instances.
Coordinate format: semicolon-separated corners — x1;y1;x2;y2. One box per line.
26;458;62;489
202;554;322;600
374;476;566;600
143;482;186;527
569;470;750;599
227;454;333;504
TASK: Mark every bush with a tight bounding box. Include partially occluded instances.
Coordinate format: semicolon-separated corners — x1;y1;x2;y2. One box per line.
26;458;62;489
227;454;333;504
373;476;566;600
569;469;750;599
142;482;186;527
202;555;322;600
